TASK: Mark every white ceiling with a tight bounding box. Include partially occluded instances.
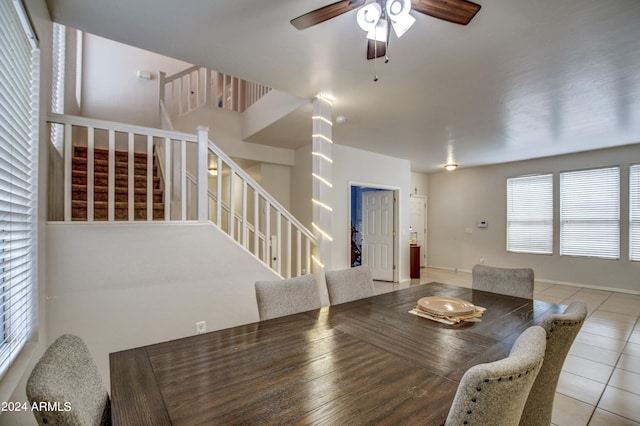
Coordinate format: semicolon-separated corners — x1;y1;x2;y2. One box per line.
46;0;640;172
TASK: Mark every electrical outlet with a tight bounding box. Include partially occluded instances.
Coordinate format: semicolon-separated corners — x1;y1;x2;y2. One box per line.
195;321;207;334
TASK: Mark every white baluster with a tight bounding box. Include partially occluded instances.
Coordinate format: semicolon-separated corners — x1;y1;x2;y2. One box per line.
63;123;72;221
87;126;94;222
164;137;171;221
215;156;222;226
146;135;153;221
286;219;291;278
180;139;186;220
108;130;115;221
296;229;302;277
306;238;311;276
276;210;282;275
242;180;248;247
128;133;134;221
253;190;259;257
229;169;235;239
265;201;271;268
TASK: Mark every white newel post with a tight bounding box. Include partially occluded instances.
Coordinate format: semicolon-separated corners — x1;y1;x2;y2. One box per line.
312;96;333;278
197;126;209;222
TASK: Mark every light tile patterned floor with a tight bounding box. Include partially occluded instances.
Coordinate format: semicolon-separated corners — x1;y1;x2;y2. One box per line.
373;267;640;426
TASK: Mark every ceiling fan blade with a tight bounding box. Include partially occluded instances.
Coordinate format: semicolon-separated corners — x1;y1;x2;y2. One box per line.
367;40;387;60
291;0;365;30
411;0;481;26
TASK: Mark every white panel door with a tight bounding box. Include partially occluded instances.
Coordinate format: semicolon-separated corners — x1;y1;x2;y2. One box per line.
362;190;394;281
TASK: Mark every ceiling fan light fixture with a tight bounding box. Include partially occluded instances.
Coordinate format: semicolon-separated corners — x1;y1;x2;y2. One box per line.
390;14;415;37
356;2;382;32
386;0;414;37
444;163;458;171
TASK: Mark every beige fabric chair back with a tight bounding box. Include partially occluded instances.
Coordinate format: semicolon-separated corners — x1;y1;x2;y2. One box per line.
325;265;375;305
445;326;547;426
472;264;534;299
519;300;588;426
26;334;111;426
255;274;322;320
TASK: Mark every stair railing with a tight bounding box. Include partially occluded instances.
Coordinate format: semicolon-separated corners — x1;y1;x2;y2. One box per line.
192;138;316;278
48;113;316;278
159;66;271;119
48;112;209;223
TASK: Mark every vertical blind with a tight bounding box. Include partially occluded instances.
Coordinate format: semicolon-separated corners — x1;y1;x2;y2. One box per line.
560;167;620;259
0;0;39;378
631;164;640;261
507;174;553;254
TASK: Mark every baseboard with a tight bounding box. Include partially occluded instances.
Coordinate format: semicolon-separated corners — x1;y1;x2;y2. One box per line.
425;265;640;295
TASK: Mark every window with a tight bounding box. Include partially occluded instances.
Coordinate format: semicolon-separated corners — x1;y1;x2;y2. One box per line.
50;23;65;151
0;0;39;378
631;165;640;261
560;167;620;259
507;174;553;254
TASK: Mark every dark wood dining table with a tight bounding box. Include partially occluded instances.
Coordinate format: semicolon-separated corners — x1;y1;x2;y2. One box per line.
109;282;565;425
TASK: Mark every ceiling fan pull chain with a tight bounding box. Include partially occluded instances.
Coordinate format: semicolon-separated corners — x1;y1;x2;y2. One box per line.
373;22;379;82
373;37;379;82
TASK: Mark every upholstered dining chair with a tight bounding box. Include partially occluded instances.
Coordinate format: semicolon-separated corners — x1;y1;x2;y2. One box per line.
255;274;322;320
445;326;547;426
472;264;535;299
26;334;111;426
325;265;375;305
519;300;588;426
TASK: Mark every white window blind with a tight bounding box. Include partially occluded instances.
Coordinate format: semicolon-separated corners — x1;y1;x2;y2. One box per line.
507;174;553;254
560;167;620;259
631;164;640;261
0;0;39;379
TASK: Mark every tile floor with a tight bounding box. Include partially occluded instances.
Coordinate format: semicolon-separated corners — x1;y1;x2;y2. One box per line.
373;267;640;426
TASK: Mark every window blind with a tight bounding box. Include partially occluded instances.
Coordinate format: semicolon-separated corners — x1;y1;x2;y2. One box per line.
507;174;553;254
0;0;39;379
631;164;640;261
560;167;619;259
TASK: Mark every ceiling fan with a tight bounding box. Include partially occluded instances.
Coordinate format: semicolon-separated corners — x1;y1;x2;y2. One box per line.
291;0;481;60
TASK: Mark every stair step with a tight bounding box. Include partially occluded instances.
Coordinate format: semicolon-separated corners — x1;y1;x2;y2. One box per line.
72;200;165;221
72;157;157;175
72;171;160;189
72;184;163;203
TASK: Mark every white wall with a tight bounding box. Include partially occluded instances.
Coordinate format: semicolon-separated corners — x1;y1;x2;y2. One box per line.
173;106;296;166
427;144;640;293
331;144;412;281
291;144;313;232
80;34;191;127
45;222;280;387
411;171;429;197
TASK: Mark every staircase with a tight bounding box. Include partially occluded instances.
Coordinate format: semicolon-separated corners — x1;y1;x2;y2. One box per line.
49;109;317;278
71;146;165;221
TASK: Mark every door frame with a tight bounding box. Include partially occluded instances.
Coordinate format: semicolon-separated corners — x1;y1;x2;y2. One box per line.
349;182;400;282
409;194;427;267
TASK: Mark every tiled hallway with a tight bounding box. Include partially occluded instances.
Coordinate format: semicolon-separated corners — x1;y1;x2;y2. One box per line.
374;267;640;426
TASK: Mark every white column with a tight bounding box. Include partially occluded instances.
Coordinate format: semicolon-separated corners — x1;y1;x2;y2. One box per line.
311;96;334;274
